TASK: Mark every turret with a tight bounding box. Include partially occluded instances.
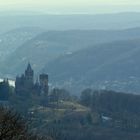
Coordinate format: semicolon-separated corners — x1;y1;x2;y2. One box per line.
25;63;34;78
24;63;34;88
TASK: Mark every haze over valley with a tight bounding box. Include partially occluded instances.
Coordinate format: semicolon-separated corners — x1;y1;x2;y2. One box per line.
1;14;140;94
1;1;140;138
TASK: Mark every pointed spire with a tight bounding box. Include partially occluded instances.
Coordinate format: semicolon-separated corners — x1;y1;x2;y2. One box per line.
25;62;34;77
27;62;32;71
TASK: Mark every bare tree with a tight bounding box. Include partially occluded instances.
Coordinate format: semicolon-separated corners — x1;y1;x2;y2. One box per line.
0;106;52;140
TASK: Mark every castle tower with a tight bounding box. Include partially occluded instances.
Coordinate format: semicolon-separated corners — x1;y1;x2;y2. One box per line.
39;74;49;95
24;63;34;88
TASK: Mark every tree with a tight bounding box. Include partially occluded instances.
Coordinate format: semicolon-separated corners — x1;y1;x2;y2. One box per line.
80;88;92;106
0;80;13;101
0;106;52;140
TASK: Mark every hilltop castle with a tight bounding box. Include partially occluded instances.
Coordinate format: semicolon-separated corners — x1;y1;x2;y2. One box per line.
15;63;49;96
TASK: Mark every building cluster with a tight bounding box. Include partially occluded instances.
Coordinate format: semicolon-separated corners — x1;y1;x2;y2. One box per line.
15;63;49;96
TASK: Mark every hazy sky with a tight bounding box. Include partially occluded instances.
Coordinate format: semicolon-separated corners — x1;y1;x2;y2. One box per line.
0;0;140;14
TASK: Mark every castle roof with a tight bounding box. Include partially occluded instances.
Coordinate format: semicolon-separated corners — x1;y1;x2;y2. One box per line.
27;63;32;71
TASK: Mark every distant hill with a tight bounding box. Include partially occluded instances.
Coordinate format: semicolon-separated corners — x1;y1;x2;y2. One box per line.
0;27;43;61
1;12;140;33
42;39;140;94
2;28;140;76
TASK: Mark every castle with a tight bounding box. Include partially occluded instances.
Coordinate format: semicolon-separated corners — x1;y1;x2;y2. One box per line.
15;63;49;96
